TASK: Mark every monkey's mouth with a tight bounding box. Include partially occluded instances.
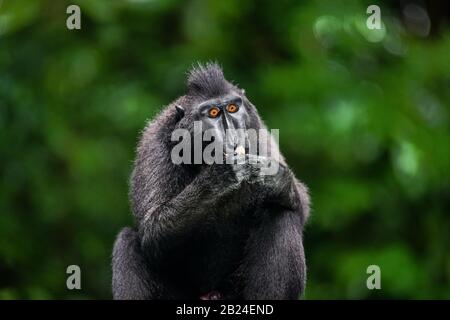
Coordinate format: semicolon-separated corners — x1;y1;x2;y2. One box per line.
223;144;248;158
234;145;247;156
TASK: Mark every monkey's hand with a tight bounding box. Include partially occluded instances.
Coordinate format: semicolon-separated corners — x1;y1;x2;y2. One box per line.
227;154;297;210
199;291;222;300
261;161;298;210
139;160;250;259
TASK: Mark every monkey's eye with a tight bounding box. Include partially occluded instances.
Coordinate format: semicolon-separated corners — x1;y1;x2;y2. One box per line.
208;106;220;118
226;104;239;113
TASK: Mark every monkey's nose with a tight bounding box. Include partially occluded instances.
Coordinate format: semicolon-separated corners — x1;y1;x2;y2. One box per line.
225;132;238;150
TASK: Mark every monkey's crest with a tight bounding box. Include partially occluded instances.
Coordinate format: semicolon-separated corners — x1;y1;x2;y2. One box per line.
187;62;231;98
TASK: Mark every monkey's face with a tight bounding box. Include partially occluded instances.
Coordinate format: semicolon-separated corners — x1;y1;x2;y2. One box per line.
195;93;250;155
172;63;264;163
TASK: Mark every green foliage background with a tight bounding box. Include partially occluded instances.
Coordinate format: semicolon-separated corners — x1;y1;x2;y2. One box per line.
0;0;449;299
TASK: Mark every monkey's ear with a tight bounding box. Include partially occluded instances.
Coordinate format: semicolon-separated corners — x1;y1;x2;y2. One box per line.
175;105;185;121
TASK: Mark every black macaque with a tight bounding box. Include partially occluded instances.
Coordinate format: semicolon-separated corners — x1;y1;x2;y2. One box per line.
112;63;310;300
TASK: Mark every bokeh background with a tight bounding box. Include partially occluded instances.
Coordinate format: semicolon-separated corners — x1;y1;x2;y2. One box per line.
0;0;449;299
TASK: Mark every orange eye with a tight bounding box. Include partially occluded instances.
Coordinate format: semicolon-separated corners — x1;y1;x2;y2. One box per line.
208;107;220;118
227;104;238;113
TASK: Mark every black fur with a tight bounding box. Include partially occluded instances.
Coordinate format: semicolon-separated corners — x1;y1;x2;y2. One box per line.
187;62;231;98
112;63;310;300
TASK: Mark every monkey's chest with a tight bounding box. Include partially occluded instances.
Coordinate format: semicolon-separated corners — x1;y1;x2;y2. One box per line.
170;216;251;292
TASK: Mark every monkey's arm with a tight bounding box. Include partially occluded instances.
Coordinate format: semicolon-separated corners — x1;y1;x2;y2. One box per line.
224;159;309;299
138;164;239;260
248;155;309;223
